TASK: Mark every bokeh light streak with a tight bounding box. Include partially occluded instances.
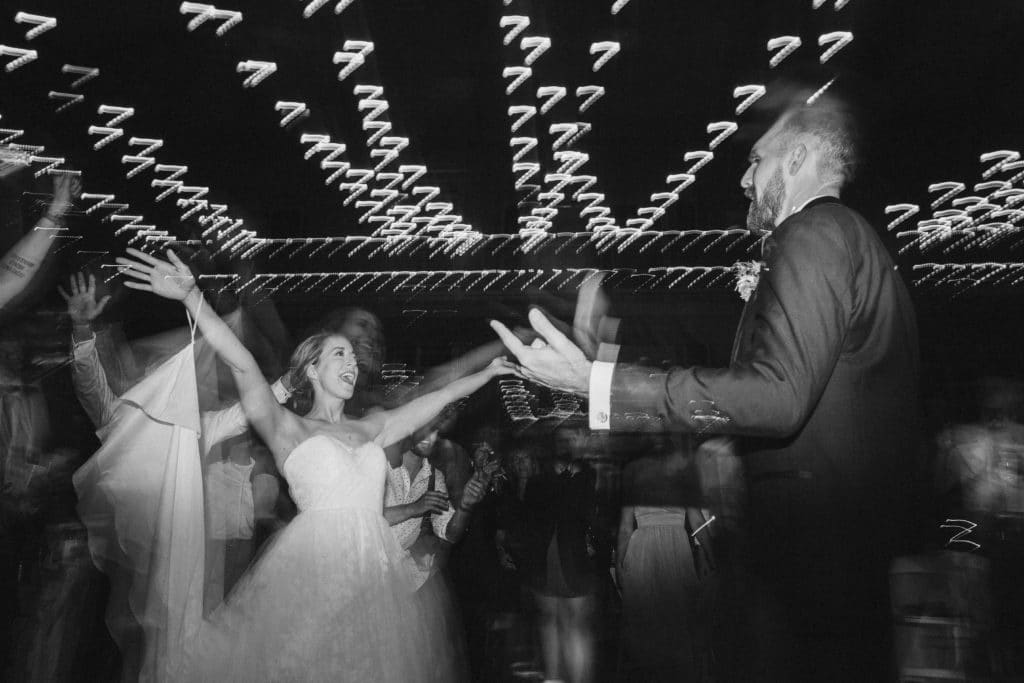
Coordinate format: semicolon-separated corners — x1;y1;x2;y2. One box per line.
61;64;99;89
575;85;605;114
767;36;801;68
521;36;551;66
48;91;83;113
0;45;37;72
14;12;57;41
589;41;620;72
237;60;276;88
500;15;530;46
817;31;853;64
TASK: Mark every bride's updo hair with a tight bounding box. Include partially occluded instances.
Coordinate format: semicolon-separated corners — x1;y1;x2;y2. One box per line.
285;331;335;416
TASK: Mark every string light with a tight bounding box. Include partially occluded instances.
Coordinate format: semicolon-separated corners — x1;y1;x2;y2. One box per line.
237;60;277;87
0;45;38;72
885;203;920;231
275;101;309;127
500;15;530;46
62;64;99;88
14;12;57;41
805;77;836;105
589;41;620;72
179;3;242;36
46;91;82;113
537;86;566;115
980;150;1021;180
733;84;766;115
520;36;551;65
767;36;801;68
575;85;605;114
818;31;853;64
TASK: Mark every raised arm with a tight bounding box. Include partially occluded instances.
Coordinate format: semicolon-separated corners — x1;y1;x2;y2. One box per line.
117;249;301;459
200;376;293;454
0;175;79;310
370;358;517;448
61;272;117;428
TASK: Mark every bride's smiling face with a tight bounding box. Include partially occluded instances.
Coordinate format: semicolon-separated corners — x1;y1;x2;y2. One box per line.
307;335;359;401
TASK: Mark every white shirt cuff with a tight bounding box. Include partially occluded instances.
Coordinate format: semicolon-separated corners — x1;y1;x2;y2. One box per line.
588;361;615;430
596;342;620;363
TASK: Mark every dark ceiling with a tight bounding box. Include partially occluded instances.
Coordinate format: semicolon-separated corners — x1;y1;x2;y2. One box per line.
2;0;1024;381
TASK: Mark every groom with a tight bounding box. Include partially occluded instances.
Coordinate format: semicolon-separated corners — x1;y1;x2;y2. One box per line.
492;100;921;682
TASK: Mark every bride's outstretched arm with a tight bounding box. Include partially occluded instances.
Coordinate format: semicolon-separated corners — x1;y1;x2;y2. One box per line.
116;249;300;457
369;358;519;448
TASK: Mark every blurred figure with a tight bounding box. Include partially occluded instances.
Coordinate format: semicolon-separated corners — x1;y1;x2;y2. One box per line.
521;426;601;683
617;435;717;682
383;417;492;683
446;425;509;681
0;155;79;312
62;271;291;679
494;440;543;677
931;376;1024;677
0;324;55;677
205;435;282;598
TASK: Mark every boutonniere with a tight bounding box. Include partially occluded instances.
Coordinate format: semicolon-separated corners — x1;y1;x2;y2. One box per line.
733;260;766;302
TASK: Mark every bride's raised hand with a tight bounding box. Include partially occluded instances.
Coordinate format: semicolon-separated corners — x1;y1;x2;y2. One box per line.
116;248;196;301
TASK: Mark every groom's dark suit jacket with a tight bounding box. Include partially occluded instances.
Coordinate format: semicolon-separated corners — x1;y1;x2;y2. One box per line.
609;198;921;616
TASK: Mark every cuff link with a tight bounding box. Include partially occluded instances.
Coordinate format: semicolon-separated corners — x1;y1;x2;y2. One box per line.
689;399;730;435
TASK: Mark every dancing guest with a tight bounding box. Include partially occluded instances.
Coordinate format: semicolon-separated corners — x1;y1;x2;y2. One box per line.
493;99;920;682
93;248;515;682
63;271;293;678
383;422;489;683
0;163;79;311
384;422;488;588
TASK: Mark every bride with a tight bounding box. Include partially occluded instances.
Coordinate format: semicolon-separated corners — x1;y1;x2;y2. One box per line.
112;248;517;682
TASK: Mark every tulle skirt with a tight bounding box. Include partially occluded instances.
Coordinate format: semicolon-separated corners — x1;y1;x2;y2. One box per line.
620;518;715;675
177;507;427;683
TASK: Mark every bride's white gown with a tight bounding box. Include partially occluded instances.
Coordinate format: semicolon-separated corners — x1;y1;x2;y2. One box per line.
180;435;425;682
75;342;429;683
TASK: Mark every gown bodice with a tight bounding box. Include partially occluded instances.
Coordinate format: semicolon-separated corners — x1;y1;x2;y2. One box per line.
283;435;386;513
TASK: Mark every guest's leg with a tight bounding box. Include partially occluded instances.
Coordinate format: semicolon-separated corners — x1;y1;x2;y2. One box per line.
533;590;562;681
560;594;596;683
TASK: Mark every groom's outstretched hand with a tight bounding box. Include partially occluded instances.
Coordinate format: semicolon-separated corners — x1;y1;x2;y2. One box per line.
490;308;592;396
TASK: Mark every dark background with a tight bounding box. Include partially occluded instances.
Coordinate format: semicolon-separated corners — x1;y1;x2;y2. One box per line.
2;0;1023;414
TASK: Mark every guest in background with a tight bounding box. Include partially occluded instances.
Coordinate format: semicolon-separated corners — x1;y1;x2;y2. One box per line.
520;426;601;683
384;418;491;683
617;434;717;681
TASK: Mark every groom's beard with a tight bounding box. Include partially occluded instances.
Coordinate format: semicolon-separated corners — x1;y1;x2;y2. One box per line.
746;167;785;235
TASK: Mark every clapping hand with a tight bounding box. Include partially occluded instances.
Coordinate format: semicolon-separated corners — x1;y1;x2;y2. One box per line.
59;272;111;325
116;248;196;302
490;308;592;395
